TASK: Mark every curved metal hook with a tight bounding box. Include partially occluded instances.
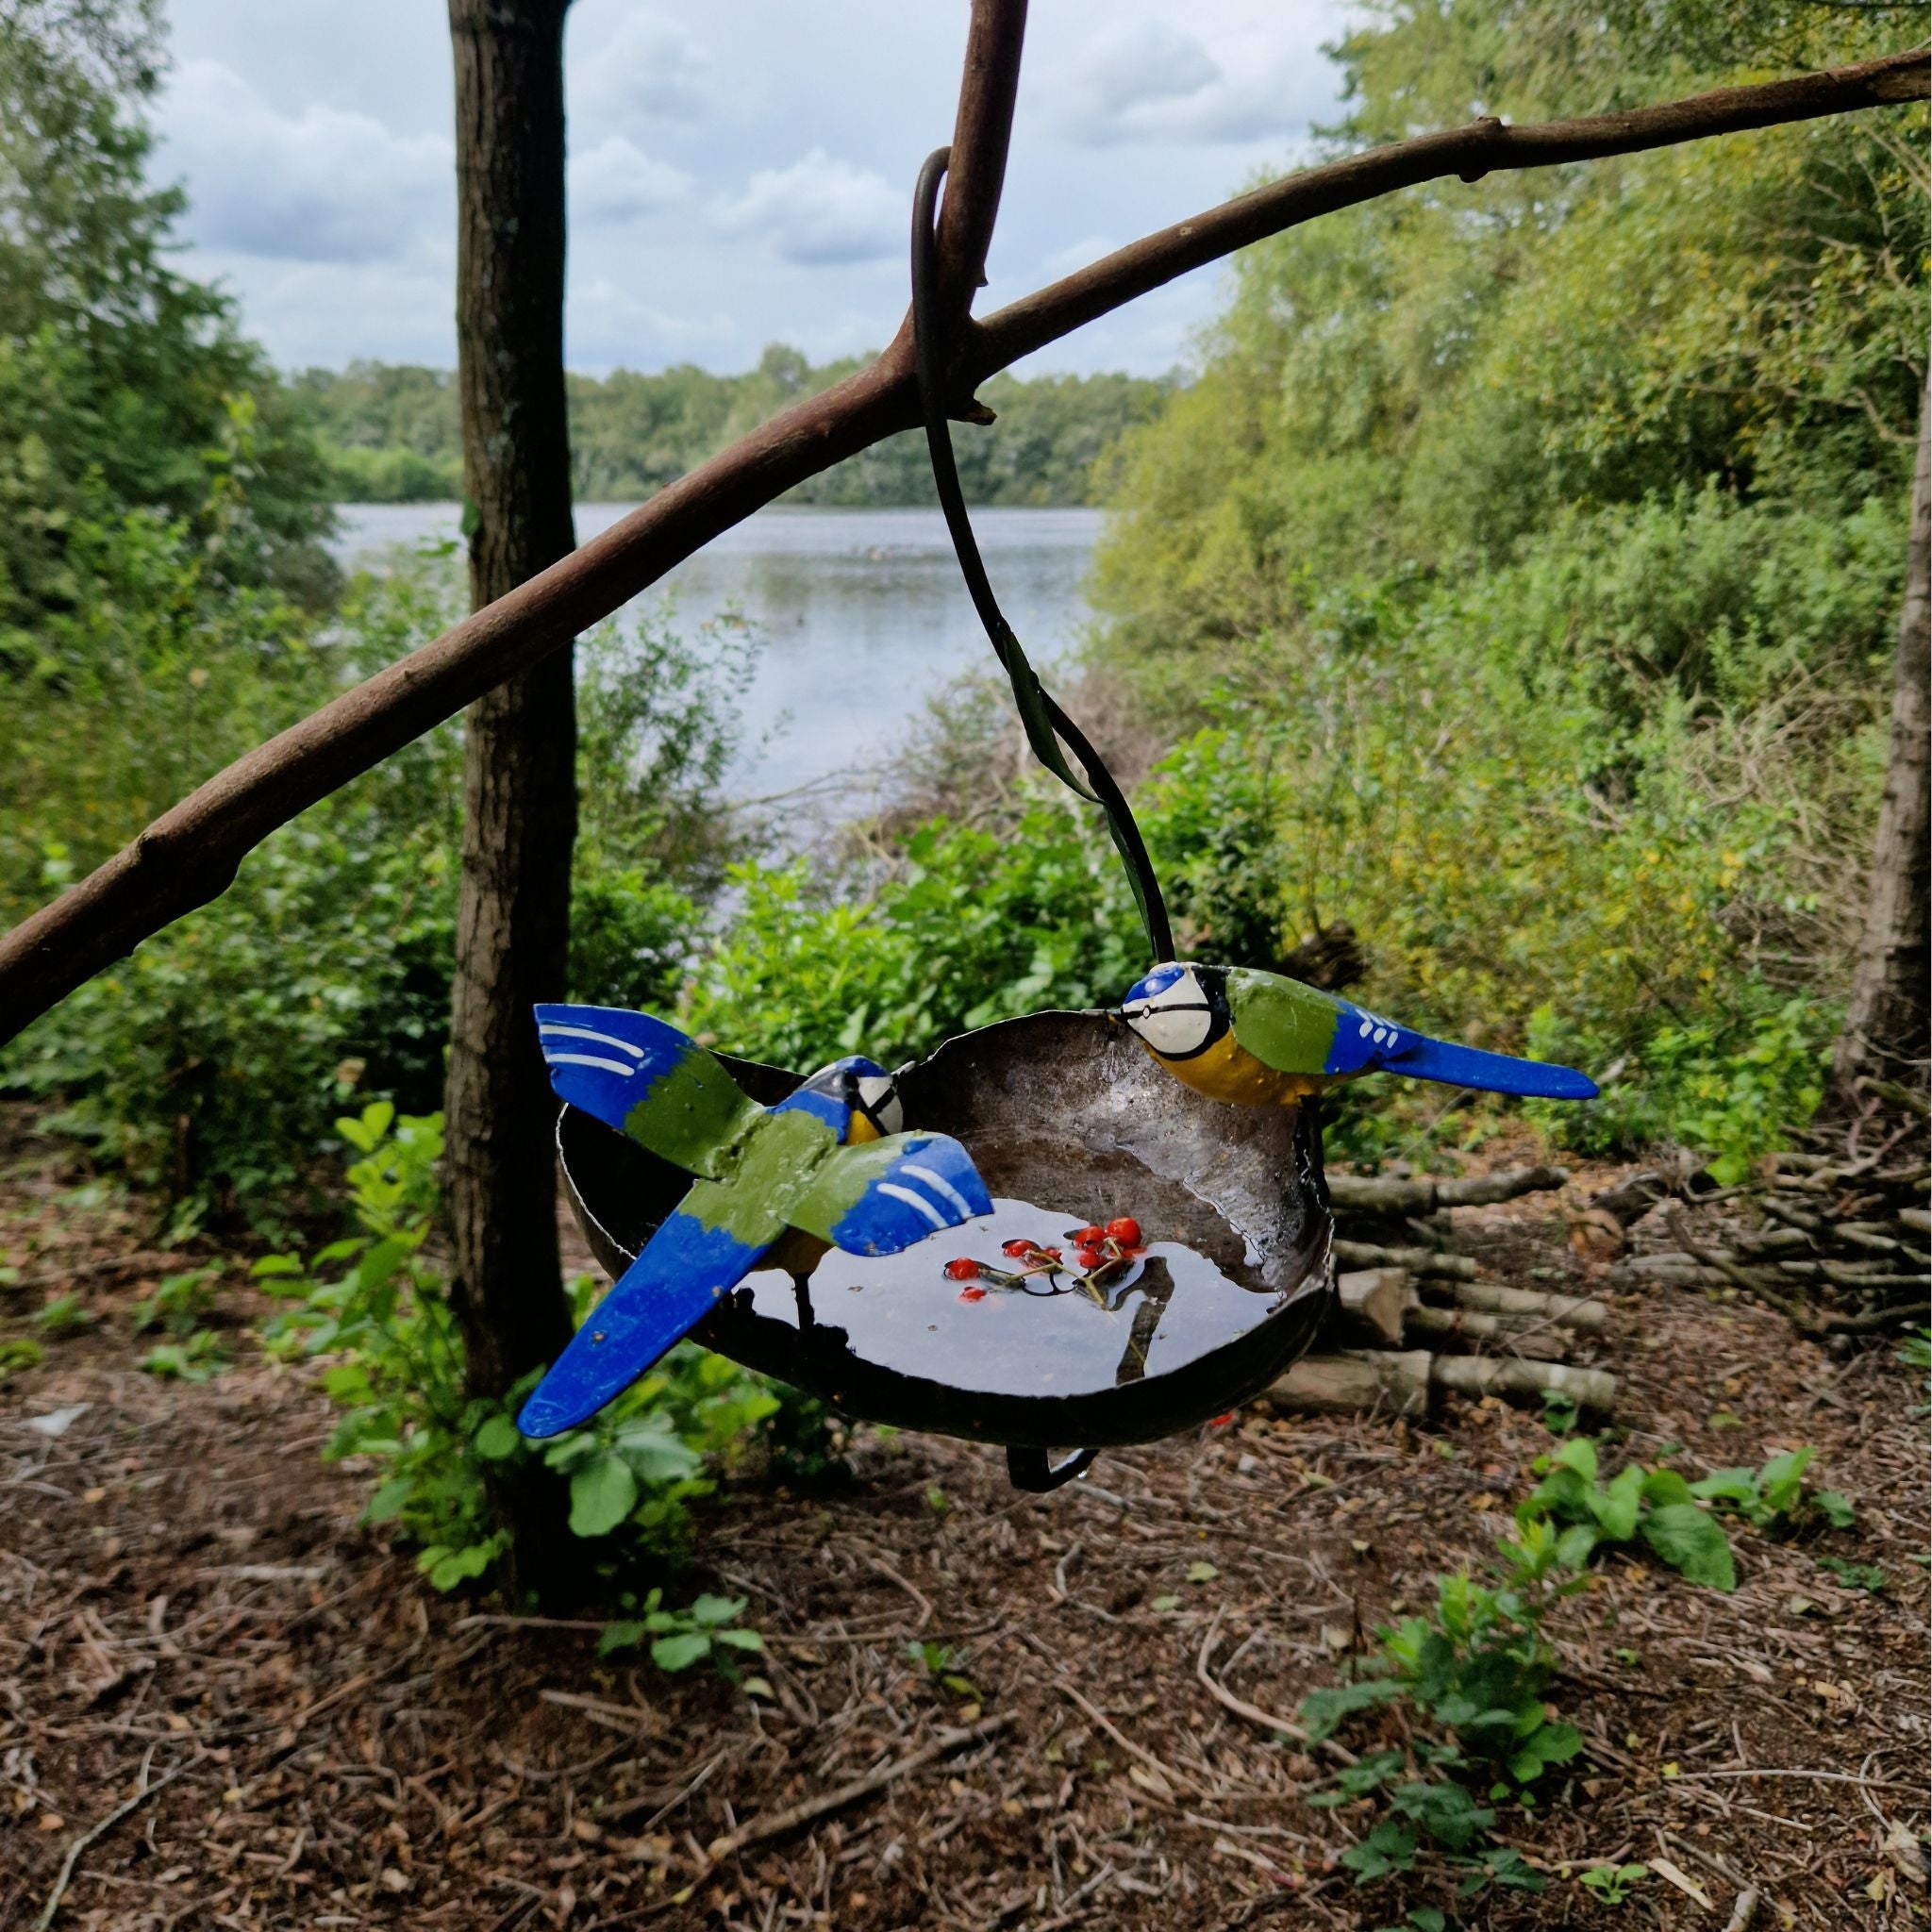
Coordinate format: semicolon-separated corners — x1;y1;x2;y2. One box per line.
909;148;1174;966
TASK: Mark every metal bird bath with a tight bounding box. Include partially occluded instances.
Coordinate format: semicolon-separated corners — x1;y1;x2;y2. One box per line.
558;1009;1334;1489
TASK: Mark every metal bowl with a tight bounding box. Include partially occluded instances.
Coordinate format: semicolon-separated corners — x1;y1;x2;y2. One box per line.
558;1009;1333;1456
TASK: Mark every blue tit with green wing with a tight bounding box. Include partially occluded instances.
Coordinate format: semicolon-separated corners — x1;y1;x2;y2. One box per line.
521;1004;991;1438
1117;963;1597;1107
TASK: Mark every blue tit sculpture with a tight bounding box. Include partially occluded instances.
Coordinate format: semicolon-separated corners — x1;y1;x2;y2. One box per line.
1118;963;1598;1107
520;1003;991;1438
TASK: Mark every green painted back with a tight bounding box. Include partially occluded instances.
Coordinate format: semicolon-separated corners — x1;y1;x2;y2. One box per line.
622;1043;767;1178
1224;969;1344;1074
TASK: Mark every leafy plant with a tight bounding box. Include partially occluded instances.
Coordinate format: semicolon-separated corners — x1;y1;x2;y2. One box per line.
908;1641;981;1702
599;1589;764;1676
35;1293;93;1337
0;1336;44;1381
1302;1455;1742;1895
140;1331;225;1380
1689;1446;1853;1532
260;1103;781;1600
133;1265;220;1338
1815;1556;1886;1592
1522;1438;1737;1589
1579;1862;1649;1905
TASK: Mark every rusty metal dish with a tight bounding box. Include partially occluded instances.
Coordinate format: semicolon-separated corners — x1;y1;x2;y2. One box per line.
557;1009;1333;1469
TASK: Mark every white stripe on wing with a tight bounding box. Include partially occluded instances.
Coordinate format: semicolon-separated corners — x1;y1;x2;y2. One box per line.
900;1162;974;1220
543;1052;639;1077
875;1183;948;1230
539;1024;647;1058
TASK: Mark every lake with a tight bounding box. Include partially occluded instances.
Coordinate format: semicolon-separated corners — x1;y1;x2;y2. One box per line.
331;503;1105;803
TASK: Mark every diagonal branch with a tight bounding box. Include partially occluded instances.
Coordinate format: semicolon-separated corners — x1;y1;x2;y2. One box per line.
0;42;1924;1042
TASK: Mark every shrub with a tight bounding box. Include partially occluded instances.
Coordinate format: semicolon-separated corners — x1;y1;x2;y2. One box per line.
260;1104;782;1603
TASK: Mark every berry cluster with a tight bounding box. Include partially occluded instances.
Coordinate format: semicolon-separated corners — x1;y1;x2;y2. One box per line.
944;1217;1148;1305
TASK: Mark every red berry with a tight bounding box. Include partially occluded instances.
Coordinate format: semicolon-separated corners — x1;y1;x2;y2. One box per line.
1210;1412;1236;1427
1074;1245;1105;1273
1038;1246;1064;1262
1069;1224;1105;1245
1105;1217;1143;1248
1001;1239;1037;1258
958;1284;988;1302
943;1257;980;1282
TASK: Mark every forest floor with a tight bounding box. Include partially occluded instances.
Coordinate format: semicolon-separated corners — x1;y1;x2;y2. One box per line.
1;1104;1925;1932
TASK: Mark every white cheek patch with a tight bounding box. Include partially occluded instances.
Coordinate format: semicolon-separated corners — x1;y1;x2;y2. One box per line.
858;1079;904;1135
1135;1007;1212;1057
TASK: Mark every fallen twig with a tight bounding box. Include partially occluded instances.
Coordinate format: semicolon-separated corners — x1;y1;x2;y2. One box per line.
704;1713;1009;1863
36;1757;190;1930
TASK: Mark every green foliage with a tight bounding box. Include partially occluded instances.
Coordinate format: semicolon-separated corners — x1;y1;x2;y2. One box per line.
1301;1451;1749;1894
1689;1445;1854;1531
132;1265;219;1337
599;1589;764;1677
1522;1438;1737;1590
259;1105;780;1607
139;1331;224;1380
686;794;1145;1071
1579;1862;1650;1905
0;1336;44;1380
907;1641;982;1703
4;536;749;1224
1815;1556;1886;1592
1083;0;1923;1167
0;1;332;640
35;1292;92;1336
294;350;1173;507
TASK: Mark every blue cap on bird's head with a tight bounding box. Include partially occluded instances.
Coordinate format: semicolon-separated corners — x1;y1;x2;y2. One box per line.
1121;961;1188;1010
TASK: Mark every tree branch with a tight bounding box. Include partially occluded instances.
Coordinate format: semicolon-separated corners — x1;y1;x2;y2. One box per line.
0;42;1924;1042
934;0;1026;331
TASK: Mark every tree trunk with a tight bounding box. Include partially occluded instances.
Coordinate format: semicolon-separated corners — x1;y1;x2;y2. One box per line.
1831;376;1930;1107
445;0;579;1597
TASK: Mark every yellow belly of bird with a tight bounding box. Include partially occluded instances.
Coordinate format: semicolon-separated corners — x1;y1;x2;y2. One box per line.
1138;1031;1326;1107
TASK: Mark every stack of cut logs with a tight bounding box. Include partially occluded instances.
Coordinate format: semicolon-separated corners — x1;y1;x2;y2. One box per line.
1613;1147;1930;1341
1268;1167;1619;1422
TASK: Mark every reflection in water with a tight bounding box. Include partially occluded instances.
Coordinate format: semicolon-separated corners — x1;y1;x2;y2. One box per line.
329;502;1103;802
734;1193;1285;1404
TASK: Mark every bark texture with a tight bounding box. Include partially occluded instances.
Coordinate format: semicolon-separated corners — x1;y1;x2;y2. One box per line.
1832;375;1930;1103
445;0;578;1587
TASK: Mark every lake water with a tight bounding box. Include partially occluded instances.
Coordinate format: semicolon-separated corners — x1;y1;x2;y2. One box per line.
331;502;1104;802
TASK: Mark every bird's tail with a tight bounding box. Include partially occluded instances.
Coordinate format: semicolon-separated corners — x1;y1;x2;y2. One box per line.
1382;1037;1598;1101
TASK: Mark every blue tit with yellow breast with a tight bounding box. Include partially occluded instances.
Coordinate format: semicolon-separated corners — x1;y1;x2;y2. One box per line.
1117;963;1597;1107
520;1004;990;1438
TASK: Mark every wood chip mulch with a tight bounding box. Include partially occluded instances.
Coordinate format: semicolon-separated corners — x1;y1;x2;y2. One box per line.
2;1110;1926;1930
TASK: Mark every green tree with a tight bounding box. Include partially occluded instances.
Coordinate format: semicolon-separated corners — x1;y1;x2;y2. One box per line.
0;0;332;651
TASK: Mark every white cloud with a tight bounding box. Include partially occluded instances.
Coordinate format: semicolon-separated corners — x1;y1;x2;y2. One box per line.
1041;232;1120;279
571;10;717;128
715;149;903;267
570;137;692;223
1057;18;1330;148
566;274;734;368
159;58;451;263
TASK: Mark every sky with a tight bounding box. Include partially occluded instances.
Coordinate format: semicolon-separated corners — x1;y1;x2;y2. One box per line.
153;2;1355;380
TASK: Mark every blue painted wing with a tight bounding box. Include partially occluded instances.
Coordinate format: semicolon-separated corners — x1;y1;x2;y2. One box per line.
534;1002;762;1178
517;1203;769;1439
1324;998;1597;1100
788;1131;993;1257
